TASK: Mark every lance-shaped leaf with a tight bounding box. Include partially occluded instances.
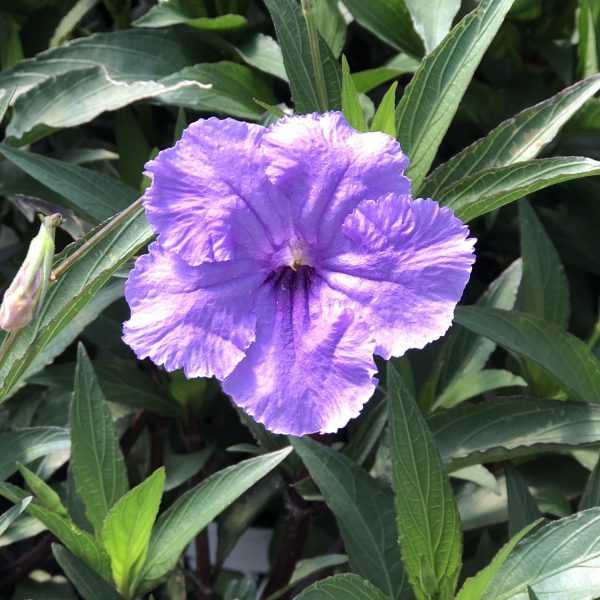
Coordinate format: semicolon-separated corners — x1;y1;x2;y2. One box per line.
0;496;32;536
505;462;541;538
396;0;514;192
438;157;600;223
295;574;389;600
405;0;461;54
578;0;600;78
341;55;366;131
580;458;600;510
479;507;600;599
135;447;291;593
291;436;410;600
388;363;462;598
430;397;600;470
454;307;600;403
423;74;600;197
263;0;341;113
71;345;128;536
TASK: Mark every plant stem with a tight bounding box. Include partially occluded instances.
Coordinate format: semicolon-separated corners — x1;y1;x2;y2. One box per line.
301;0;329;112
51;198;143;282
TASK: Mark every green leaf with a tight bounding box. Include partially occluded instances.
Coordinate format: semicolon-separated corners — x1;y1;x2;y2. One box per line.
341;55;365;131
450;466;500;495
396;0;514;192
17;462;68;516
479;507;600;599
405;0;461;54
165;449;212;492
388;364;462;598
422;75;600;197
429;397;600;470
455;520;540;600
0;145;136;223
50;0;100;47
517;200;570;327
0;496;32;536
291;436;410;600
294;574;389;600
341;0;423;58
71;344;128;536
0;482;110;578
136;447;291;593
352;54;420;93
263;0;341;113
0;207;152;402
53;545;124;600
578;0;600;78
505;462;541;538
454;307;600;403
435;369;526;409
314;0;347;57
370;82;398;136
0;85;15;122
527;587;541;600
0;427;70;481
235;34;288;82
438;157;600;223
116;108;151;190
579;457;600;510
103;468;165;598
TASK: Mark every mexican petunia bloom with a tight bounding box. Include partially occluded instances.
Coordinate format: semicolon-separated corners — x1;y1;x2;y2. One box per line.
123;112;475;436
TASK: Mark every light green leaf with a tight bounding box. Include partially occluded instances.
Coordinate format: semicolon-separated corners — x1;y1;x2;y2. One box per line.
294;574;388;600
518;200;570;327
0;496;32;536
103;468;165;598
435;369;526;409
50;0;100;47
342;0;423;57
438;157;600;223
505;462;541;538
0;85;15;121
0;145;136;223
0;482;110;578
454;307;600;403
479;508;600;599
430;397;600;470
405;0;461;54
450;466;500;495
71;345;128;536
578;0;600;78
53;545;124;600
455;520;540;600
263;0;341;113
136;447;291;593
396;0;514;192
236;34;288;82
291;436;410;600
352;54;420;94
341;55;365;131
17;462;68;516
0;207;152;402
388;364;462;598
370;82;398;136
423;74;600;197
0;427;70;481
314;0;347;57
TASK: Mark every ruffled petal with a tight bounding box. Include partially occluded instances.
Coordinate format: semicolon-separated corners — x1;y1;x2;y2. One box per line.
143;118;289;265
262;112;410;250
123;243;266;379
321;195;476;359
222;272;378;436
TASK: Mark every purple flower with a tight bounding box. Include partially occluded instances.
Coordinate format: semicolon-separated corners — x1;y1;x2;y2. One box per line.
123;112;475;436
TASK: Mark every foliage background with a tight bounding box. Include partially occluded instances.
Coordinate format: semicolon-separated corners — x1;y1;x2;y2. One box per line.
0;0;600;598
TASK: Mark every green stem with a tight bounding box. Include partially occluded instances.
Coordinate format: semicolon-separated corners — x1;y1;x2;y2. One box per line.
301;0;329;112
51;198;143;281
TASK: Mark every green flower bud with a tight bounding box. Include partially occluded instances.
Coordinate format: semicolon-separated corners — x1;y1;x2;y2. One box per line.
0;213;62;332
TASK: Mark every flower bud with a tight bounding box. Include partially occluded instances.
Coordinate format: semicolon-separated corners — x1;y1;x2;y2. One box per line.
0;213;62;332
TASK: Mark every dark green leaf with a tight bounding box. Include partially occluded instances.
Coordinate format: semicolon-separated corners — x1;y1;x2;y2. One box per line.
71;344;128;536
291;436;410;600
505;462;541;538
396;0;513;191
579;458;600;510
294;574;389;600
133;2;246;31
454;307;600;403
388;364;462;597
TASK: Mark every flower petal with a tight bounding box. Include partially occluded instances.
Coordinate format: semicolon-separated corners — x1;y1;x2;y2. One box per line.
321;195;476;359
123;243;265;379
222;272;378;436
262;112;410;250
143;118;289;265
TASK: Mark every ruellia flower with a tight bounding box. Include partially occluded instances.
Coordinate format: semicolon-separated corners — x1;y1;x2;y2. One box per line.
123;112;475;436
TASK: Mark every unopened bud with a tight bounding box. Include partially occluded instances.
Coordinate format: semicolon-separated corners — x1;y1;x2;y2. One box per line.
0;214;62;332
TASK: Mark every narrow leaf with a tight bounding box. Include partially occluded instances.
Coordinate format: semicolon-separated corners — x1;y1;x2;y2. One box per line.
405;0;461;54
454;307;600;403
291;436;410;600
103;468;165;598
294;574;388;600
341;55;366;131
505;462;541;538
396;0;514;191
71;344;128;536
0;85;15;122
578;0;600;78
17;462;68;516
579;458;600;510
388;364;462;597
0;496;32;536
370;82;398;136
